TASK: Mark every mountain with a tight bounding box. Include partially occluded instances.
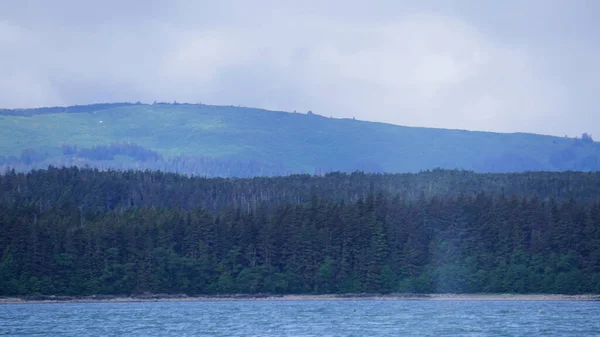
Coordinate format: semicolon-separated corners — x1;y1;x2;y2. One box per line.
1;102;599;176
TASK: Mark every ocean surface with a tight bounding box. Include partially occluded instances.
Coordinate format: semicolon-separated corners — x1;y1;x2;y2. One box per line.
1;300;599;336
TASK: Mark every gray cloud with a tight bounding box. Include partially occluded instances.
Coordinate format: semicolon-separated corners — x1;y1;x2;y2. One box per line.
1;0;598;138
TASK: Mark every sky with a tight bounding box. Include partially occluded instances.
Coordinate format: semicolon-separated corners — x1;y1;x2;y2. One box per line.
0;0;598;137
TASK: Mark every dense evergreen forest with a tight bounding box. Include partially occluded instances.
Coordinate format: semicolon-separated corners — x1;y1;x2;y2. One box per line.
1;167;599;295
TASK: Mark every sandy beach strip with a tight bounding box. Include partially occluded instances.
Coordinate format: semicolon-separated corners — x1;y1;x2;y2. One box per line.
1;293;599;304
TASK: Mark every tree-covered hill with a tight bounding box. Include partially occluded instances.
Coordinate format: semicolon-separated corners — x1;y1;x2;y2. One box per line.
1;168;599;295
1;102;599;176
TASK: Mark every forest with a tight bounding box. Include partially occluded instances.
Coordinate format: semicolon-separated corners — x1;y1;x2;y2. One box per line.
0;167;599;295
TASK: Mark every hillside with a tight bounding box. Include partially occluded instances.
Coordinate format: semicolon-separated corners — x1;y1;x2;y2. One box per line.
1;102;599;176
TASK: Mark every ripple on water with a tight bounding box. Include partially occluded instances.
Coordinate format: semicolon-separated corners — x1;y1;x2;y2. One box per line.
1;300;599;337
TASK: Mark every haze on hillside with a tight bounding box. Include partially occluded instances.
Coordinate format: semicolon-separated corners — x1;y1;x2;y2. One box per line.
1;1;599;138
2;103;600;176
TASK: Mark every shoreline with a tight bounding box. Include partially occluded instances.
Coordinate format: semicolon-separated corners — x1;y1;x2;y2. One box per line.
2;293;599;305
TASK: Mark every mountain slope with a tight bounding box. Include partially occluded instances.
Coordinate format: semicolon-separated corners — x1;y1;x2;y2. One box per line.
1;102;599;175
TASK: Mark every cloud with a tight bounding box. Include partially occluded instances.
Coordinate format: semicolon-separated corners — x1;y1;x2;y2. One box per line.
0;1;598;138
0;20;64;107
156;11;565;134
0;20;20;44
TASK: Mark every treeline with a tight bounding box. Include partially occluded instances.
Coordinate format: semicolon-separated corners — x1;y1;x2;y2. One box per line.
61;142;163;162
0;188;598;296
0;144;296;178
2;167;600;213
0;168;599;296
0;168;600;296
0;143;165;165
475;140;600;172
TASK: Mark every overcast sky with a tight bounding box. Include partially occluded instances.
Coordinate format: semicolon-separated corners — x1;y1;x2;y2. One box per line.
1;0;598;137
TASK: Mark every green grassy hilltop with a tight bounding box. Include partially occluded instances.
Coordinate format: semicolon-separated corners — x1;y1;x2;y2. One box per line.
1;102;599;176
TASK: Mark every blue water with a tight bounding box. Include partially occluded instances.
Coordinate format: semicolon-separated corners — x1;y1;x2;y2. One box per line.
1;300;599;336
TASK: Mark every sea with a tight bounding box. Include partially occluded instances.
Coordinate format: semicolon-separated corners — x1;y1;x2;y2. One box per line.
1;300;599;336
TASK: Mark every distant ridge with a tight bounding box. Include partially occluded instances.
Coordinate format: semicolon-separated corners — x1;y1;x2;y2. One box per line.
1;102;598;176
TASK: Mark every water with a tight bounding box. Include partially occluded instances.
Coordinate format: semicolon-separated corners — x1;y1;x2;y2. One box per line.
1;300;599;336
